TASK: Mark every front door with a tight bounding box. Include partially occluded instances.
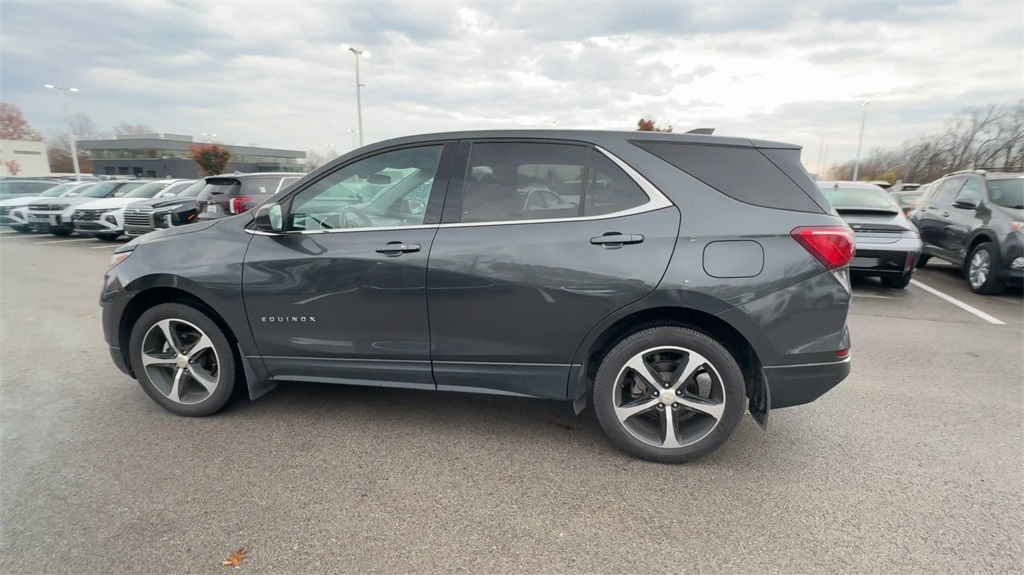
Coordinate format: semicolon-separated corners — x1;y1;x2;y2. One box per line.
917;176;964;259
242;143;455;389
426;141;680;399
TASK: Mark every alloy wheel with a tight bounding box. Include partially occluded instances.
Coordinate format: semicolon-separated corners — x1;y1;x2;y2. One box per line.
612;346;726;449
140;318;221;405
968;250;990;289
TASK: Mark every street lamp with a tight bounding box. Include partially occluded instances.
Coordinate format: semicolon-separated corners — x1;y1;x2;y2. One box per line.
339;44;370;147
347;129;359;150
202;132;217;142
45;84;81;180
852;100;871;182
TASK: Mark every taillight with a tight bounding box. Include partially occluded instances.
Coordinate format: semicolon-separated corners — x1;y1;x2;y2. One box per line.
790;226;856;270
230;196;252;214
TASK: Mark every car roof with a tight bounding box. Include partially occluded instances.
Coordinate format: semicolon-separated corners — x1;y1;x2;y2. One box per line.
357;129;800;151
816;180;888;191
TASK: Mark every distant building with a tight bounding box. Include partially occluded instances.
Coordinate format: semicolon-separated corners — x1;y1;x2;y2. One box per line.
76;134;304;178
0;140;51;177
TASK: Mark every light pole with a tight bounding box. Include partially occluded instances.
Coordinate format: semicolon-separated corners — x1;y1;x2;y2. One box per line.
202;132;218;142
852;100;871;182
339;44;370;147
347;129;359;150
45;84;81;180
817;130;828;178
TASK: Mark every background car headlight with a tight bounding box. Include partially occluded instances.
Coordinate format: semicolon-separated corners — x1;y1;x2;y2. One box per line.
1011;221;1023;232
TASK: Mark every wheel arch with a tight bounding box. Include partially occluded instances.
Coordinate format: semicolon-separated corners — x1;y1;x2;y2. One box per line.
965;229;997;261
568;303;764;408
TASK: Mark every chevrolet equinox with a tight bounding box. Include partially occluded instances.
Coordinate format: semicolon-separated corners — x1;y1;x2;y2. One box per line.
101;130;853;463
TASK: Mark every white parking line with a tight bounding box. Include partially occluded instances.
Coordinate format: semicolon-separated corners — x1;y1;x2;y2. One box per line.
90;244;120;249
910;279;1006;325
32;238;94;245
853;293;895;299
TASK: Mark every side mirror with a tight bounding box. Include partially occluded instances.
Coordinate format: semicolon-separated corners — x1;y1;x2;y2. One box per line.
253;203;284;233
953;198;979;210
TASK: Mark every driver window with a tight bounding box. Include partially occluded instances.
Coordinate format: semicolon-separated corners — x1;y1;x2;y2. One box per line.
289;145;444;231
955;179;983;205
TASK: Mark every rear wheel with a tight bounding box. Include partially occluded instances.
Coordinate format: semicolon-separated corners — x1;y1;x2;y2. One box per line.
966;242;1004;295
881;273;912;289
593;326;745;463
97;233;120;241
128;303;238;417
10;225;30;233
51;229;73;237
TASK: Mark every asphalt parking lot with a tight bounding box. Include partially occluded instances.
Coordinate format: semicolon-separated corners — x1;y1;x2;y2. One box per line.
1;231;1021;574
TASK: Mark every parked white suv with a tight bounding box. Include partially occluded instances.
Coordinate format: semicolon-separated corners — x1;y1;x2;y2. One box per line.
72;180;189;240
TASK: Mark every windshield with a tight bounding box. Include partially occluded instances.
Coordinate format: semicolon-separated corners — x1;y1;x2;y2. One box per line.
80;181;123;198
988;178;1024;209
820;185;900;211
173;180;207;198
39;183;77;197
122;181;172;198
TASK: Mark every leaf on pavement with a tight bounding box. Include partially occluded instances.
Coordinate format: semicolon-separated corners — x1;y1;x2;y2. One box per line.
221;547;247;567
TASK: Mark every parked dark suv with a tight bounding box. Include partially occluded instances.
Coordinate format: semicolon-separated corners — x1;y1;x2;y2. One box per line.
100;130;854;463
194;172;301;220
909;169;1024;294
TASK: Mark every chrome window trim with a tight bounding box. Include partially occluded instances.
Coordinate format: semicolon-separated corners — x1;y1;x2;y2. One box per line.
245;145;675;236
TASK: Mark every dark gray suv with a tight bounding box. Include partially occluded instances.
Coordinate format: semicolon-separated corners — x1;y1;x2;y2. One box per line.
100;130;853;463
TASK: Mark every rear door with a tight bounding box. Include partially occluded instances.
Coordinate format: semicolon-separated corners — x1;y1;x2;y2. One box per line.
426;140;680;399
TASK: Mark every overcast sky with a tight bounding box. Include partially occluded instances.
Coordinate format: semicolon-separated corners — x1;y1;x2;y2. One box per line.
2;0;1022;170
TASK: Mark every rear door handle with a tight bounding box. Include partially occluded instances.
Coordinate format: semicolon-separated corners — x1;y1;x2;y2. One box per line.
375;241;421;256
942;212;950;218
590;233;644;248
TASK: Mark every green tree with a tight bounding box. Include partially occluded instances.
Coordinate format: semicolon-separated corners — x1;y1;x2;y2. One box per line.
189;144;232;176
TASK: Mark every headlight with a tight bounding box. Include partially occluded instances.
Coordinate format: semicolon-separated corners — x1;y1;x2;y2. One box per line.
109;251;132;269
1011;221;1023;232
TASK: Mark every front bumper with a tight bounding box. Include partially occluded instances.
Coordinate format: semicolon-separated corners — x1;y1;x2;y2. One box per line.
27;210;73;231
74;210;123;235
764;356;851;409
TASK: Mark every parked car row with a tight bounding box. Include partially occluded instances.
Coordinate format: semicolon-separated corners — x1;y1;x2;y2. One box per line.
819;168;1023;294
0;172;301;241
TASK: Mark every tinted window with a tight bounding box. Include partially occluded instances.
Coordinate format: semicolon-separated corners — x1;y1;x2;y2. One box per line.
112;182;145;197
987;178;1024;208
290;145;444;231
0;181;59;195
462;143;586;223
174;180;207;198
955;178;983;205
38;183;78;197
583;152;649;216
634;141;823;213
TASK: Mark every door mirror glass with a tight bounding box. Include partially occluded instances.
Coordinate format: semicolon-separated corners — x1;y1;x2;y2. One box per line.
254;204;284;232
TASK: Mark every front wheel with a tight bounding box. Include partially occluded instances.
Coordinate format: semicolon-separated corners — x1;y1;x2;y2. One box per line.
10;225;30;233
51;229;73;237
593;326;745;463
965;242;1004;295
128;303;238;416
97;233;120;241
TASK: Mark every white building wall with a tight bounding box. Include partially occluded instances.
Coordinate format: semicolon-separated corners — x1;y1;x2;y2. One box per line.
0;140;51;177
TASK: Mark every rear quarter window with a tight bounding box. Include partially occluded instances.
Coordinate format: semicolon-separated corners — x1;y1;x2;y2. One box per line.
632;141;825;213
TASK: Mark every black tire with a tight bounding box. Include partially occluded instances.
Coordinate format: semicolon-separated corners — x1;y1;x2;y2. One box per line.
965;242;1005;295
51;229;73;237
881;273;912;289
10;225;31;233
917;254;930;267
97;233;120;241
128;303;238;417
593;326;746;463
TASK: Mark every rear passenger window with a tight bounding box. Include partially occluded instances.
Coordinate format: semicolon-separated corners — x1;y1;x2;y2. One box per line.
460;143;651;223
462;143;586;223
583;153;648;216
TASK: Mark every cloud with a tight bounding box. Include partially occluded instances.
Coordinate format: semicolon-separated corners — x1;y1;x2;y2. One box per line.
1;0;1020;168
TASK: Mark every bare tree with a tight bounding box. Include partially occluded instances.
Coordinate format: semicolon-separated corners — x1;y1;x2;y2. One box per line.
113;121;155;136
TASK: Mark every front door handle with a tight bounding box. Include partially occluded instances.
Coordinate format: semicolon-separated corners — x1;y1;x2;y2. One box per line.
590;233;644;248
375;241;421;256
942;212;950;218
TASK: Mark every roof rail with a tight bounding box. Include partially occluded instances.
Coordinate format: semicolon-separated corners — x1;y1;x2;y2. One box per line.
975;166;1024;173
685;128;715;135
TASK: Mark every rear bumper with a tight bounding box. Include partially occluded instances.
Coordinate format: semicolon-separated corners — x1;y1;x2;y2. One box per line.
850;236;921;276
764;356;851;409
